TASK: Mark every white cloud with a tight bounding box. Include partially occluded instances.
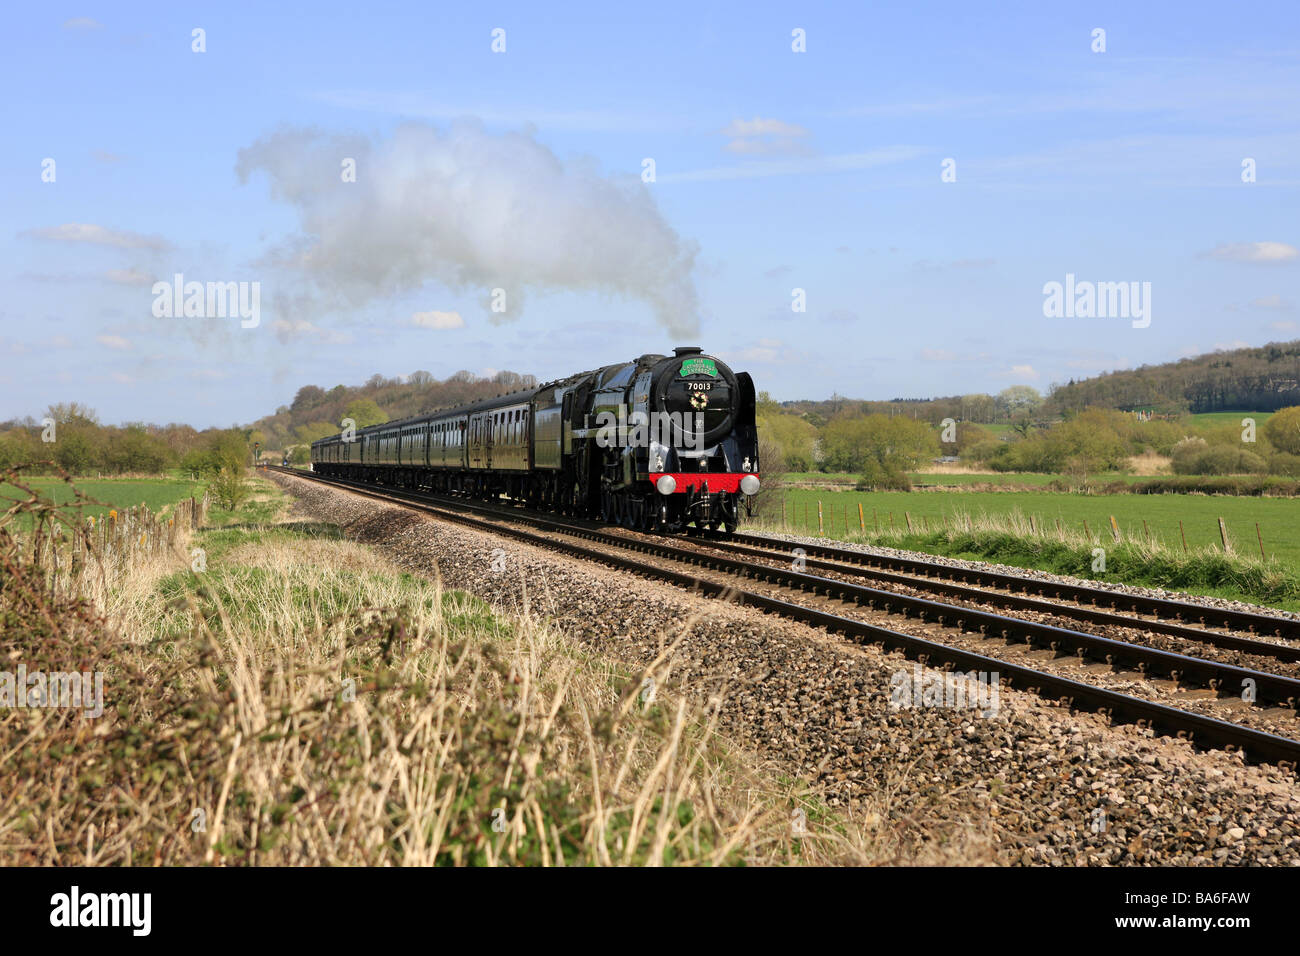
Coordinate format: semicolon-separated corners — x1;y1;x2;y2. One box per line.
104;268;154;286
920;348;957;361
1006;364;1040;380
22;223;169;251
1267;320;1298;332
721;117;811;155
724;338;791;364
237;122;700;336
271;318;352;345
62;17;104;31
411;310;465;330
96;334;131;350
721;118;809;139
1251;294;1293;310
1202;241;1299;263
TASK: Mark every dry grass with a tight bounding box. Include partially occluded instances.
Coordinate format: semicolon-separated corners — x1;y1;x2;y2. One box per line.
2;474;899;866
911;462;1002;476
1125;451;1172;476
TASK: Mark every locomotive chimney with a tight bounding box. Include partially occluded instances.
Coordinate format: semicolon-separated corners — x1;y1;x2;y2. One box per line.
673;346;703;356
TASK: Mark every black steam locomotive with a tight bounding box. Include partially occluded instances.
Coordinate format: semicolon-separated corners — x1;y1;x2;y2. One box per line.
310;347;761;533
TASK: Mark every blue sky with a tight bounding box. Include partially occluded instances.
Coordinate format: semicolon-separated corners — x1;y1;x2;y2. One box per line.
4;1;1299;427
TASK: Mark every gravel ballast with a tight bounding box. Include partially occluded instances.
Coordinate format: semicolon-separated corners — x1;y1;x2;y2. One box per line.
272;472;1300;866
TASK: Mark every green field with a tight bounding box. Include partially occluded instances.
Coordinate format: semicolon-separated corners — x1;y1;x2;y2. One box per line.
1189;410;1275;427
784;471;1145;488
765;487;1300;571
1;476;205;524
907;472;1151;487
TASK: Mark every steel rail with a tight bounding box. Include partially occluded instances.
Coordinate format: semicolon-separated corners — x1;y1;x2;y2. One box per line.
731;531;1300;640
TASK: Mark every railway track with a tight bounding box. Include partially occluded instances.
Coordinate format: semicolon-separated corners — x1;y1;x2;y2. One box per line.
730;530;1300;641
645;529;1300;666
271;467;1300;769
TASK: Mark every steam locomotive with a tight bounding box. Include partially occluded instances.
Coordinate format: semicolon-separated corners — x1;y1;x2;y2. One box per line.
310;347;760;533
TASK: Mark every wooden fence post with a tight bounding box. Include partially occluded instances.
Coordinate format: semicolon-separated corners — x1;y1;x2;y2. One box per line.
1109;515;1120;542
1218;517;1231;553
817;500;823;536
858;502;865;533
1256;522;1266;561
1179;520;1188;552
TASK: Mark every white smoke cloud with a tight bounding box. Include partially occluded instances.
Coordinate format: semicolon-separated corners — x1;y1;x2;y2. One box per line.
236;123;700;335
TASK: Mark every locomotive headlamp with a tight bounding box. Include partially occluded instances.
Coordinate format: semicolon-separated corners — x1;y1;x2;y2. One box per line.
739;474;760;496
656;474;677;495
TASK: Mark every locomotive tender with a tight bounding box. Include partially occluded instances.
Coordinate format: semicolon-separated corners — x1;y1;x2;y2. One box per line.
310;347;760;533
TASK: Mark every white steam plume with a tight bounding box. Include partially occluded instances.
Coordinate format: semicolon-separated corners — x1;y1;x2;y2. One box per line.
236;123;700;335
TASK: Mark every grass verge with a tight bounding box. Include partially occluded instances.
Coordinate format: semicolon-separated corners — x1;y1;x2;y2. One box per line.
3;473;887;865
754;505;1300;613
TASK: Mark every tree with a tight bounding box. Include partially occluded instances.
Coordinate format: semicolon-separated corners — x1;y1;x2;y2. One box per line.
295;421;339;444
45;402;99;426
52;427;100;474
1264;406;1300;455
951;421;989;453
291;385;326;412
0;428;42;468
757;411;818;472
104;425;172;473
961;393;995;423
995;386;1043;420
343;399;388;430
821;414;937;474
